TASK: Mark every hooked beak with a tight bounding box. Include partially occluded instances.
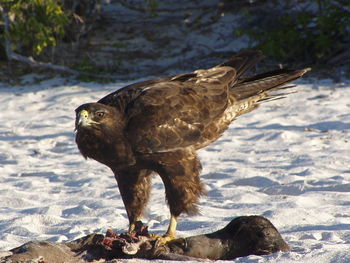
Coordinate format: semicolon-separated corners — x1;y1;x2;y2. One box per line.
75;110;96;131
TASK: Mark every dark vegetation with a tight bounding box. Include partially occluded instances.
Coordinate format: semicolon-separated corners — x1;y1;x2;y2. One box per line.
0;0;100;58
0;0;349;81
236;0;350;65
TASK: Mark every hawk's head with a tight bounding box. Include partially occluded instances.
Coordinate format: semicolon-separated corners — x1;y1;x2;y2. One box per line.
75;103;121;132
74;102;135;167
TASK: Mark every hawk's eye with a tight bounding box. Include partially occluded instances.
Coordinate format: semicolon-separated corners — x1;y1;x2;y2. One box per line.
96;111;105;118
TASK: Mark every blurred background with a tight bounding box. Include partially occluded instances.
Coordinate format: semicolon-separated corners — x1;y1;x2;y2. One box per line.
0;0;349;82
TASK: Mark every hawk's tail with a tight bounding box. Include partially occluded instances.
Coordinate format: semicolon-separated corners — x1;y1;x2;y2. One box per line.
220;51;310;117
229;68;310;117
232;68;310;100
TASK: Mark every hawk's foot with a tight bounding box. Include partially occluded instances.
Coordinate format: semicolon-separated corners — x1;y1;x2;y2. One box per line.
149;233;177;246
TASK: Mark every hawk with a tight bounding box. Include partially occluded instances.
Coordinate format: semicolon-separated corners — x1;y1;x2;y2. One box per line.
75;50;309;242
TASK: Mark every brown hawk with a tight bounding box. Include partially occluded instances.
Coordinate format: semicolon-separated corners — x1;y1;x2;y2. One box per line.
75;50;309;242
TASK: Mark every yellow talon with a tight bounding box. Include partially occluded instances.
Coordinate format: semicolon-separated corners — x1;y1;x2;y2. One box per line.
149;215;178;246
150;234;177;247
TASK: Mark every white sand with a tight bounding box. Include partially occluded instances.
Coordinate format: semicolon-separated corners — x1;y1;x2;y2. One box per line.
0;76;349;262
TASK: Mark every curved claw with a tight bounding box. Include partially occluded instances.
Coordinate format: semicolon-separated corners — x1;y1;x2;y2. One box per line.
153;234;177;247
149;215;178;246
149;232;177;243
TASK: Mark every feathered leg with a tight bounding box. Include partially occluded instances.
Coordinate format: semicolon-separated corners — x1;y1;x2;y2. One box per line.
113;169;152;232
155;149;206;239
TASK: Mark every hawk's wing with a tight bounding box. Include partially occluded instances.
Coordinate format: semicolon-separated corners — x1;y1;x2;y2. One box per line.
125;66;236;153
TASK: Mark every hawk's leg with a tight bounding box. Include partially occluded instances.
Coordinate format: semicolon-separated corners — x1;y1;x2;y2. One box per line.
165;214;178;238
156;149;206;240
113;169;152;233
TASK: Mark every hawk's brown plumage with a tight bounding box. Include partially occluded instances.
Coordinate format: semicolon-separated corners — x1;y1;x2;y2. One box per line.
75;50;309;239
